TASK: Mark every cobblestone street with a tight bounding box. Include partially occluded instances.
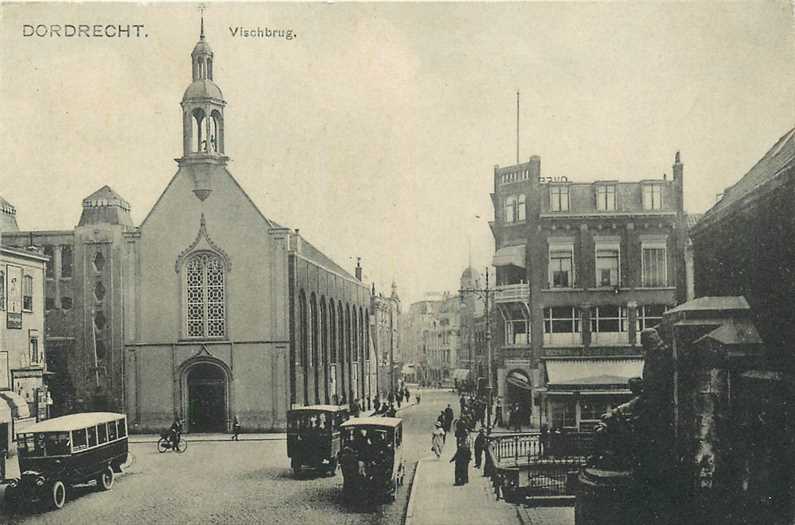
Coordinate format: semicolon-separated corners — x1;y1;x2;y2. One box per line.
0;390;451;525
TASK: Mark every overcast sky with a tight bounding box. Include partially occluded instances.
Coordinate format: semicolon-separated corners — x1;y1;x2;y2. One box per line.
2;2;794;305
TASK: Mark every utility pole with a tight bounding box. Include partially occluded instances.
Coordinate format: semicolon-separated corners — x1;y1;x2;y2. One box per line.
460;267;495;434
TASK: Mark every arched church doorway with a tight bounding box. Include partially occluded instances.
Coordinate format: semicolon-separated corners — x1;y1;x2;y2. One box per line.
505;369;532;427
186;363;227;433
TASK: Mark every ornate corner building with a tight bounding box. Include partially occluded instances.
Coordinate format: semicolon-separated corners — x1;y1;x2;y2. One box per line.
489;153;691;430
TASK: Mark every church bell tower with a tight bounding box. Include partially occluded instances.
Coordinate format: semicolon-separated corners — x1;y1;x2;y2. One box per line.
177;16;228;201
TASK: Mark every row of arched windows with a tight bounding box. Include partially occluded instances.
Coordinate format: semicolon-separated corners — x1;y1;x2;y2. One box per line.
296;290;369;404
504;194;527;223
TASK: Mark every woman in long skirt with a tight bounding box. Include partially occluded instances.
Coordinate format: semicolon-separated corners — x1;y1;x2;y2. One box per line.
431;422;445;458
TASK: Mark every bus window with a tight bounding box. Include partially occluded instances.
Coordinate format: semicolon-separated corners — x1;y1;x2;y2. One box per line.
72;429;88;451
107;421;118;441
45;432;71;456
87;426;98;447
117;418;127;437
18;434;45;457
98;423;108;444
395;427;402;446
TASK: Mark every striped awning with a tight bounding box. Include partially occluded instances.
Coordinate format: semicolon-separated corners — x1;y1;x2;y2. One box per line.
506;370;531;390
545;358;643;389
492;244;526;268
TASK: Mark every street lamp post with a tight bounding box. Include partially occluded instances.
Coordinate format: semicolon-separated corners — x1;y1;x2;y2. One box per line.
460;267;495;435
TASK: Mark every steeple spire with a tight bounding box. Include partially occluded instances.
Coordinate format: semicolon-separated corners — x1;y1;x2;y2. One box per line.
200;5;205;39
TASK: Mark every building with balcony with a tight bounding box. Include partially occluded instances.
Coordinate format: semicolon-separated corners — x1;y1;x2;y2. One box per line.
489;153;690;431
371;281;401;399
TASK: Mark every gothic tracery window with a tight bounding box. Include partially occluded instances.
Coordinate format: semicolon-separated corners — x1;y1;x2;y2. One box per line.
185;252;226;338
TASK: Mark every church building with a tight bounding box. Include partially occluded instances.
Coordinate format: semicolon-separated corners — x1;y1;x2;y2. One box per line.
1;22;374;433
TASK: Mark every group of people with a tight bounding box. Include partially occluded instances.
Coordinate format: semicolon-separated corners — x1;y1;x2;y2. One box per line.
431;403;490;486
331;386;416;418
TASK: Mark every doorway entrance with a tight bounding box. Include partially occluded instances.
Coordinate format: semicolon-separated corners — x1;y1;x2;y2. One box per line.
186;363;227;433
506;369;532;428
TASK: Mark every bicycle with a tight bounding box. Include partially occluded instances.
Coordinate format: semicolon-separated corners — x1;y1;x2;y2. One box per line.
157;432;188;453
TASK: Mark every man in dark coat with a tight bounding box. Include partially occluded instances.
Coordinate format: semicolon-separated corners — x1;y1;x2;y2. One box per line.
450;441;472;485
443;404;454;432
474;429;487;468
493;397;504;428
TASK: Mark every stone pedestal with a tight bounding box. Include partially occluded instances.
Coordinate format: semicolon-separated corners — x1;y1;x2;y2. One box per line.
575;468;634;525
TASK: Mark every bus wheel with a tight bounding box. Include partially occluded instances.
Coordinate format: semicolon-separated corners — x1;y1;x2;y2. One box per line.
291;458;302;475
49;480;67;510
97;466;114;490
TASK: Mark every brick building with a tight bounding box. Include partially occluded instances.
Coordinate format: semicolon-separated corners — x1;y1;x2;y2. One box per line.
489;153;689;430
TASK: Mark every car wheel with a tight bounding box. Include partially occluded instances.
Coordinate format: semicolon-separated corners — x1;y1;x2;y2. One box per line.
97;466;114;490
157;437;169;453
50;480;67;510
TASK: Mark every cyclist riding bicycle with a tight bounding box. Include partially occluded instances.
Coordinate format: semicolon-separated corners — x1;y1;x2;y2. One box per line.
169;417;183;449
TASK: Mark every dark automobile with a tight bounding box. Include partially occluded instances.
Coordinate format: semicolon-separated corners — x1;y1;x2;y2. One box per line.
287;405;349;475
4;412;129;511
339;417;405;503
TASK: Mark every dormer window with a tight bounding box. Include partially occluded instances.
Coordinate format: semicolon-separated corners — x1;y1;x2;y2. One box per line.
550;185;569;212
596;184;616;211
643;183;663;210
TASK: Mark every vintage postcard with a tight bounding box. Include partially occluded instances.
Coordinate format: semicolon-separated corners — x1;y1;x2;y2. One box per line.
0;2;794;524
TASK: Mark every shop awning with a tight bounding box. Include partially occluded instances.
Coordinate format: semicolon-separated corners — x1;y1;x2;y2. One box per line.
506;370;531;390
0;391;31;419
492;244;526;268
451;369;471;381
545;358;643;389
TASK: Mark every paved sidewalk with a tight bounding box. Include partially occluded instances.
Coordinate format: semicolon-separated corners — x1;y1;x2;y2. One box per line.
406;442;519;525
517;506;575;525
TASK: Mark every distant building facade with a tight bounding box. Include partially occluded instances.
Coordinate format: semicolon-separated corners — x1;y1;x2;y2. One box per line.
489;153;689;430
400;294;444;385
370;281;401;398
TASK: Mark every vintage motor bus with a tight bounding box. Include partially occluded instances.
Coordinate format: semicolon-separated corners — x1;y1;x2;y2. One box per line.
286;405;350;475
339;417;405;503
4;412;129;511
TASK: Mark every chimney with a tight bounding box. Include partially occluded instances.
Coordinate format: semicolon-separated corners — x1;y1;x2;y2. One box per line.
672;151;684;212
355;257;362;281
529;155;541;181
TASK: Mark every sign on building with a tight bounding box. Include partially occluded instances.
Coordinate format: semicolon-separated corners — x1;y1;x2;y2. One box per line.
6;265;22;329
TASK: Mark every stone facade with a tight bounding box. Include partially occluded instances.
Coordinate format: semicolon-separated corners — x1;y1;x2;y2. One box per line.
2;25;373;433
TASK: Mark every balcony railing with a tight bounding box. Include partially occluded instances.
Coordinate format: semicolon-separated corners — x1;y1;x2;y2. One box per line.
495;283;530;304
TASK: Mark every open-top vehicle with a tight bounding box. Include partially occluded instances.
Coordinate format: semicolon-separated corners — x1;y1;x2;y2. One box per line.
338;417;405;503
4;412;129;512
286;405;350;475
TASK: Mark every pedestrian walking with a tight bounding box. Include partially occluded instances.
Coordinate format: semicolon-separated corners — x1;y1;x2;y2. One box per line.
431;422;445;458
444;404;454;431
474;429;486;468
232;416;241;441
404;386;410;403
415;392;421;405
450;440;472;485
511;402;522;432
